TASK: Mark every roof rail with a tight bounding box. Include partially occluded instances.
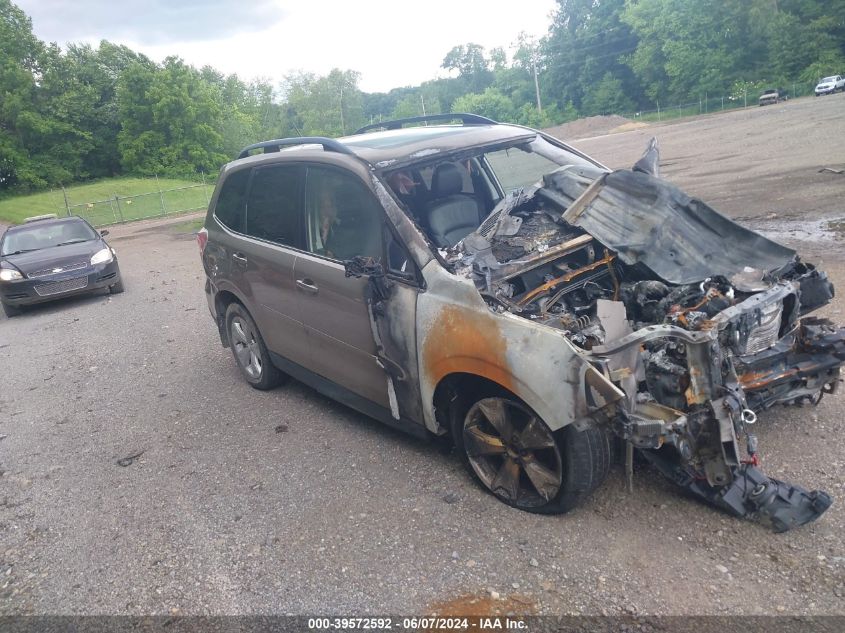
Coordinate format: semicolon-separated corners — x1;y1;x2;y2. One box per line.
237;137;354;160
353;113;498;135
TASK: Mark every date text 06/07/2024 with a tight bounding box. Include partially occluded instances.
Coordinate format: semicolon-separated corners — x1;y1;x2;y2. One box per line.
307;617;529;630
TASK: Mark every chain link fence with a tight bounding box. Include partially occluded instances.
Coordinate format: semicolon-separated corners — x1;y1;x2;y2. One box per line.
62;178;213;228
620;80;822;123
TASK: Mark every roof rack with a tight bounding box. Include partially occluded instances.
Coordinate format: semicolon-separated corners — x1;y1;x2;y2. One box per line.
237;137;354;160
353;113;498;135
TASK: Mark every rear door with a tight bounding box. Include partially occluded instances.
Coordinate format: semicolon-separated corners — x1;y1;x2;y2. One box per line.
294;165;391;407
236;163;311;368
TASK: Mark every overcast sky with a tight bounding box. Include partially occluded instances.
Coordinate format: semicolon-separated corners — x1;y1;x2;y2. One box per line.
16;0;558;92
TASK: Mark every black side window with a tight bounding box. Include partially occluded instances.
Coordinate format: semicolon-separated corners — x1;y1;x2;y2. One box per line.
304;166;383;261
214;168;250;232
245;165;303;248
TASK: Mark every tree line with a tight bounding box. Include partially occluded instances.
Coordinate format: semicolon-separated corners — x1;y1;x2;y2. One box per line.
1;0;843;195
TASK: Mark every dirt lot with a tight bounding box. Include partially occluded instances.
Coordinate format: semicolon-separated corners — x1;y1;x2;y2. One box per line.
1;96;844;617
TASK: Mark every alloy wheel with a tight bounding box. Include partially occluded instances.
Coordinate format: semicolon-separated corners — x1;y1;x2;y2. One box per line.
230;316;263;379
463;397;563;508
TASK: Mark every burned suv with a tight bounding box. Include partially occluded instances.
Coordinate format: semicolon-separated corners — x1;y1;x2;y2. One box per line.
200;114;843;531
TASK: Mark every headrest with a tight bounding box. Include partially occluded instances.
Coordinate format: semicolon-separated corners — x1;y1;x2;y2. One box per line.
432;163;464;197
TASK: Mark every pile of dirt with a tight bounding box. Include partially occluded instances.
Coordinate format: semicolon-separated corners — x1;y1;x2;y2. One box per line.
543;114;642;140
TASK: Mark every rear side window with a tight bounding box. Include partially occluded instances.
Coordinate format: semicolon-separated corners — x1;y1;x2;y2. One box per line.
214;168;250;232
245;165;304;248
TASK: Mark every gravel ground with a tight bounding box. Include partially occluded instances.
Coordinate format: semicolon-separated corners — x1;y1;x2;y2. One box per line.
1;97;844;617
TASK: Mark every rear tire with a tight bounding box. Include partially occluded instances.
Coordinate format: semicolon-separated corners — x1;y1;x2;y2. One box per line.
224;302;284;390
452;394;611;514
109;279;125;294
2;302;23;318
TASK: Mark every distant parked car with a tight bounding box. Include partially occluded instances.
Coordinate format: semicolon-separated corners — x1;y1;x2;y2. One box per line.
0;215;123;317
815;75;844;96
758;88;786;105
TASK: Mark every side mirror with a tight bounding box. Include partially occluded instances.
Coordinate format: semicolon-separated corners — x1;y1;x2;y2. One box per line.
344;256;392;302
99;229;110;237
343;256;384;279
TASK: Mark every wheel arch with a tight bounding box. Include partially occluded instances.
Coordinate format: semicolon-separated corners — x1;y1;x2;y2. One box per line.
433;372;535;442
214;288;250;347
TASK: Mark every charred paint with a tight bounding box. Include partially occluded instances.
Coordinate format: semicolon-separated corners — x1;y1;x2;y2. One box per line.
422;304;516;392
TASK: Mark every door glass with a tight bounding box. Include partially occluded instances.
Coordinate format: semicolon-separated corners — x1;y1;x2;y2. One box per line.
214;168;250;233
245;165;303;248
305;167;383;261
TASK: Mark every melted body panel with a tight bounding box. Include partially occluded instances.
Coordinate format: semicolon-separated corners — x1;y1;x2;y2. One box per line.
416;261;622;435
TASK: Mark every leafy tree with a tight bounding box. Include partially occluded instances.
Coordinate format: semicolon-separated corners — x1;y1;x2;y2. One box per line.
581;72;636;115
117;57;226;177
5;0;845;197
282;69;364;136
391;94;424;119
441;43;494;93
544;0;641;110
0;0;45;190
451;88;515;121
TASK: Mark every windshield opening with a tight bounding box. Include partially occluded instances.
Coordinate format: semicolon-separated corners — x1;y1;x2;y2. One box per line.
1;219;98;256
382;136;599;250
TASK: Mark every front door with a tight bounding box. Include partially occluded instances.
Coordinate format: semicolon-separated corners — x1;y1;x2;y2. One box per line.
295;165;392;408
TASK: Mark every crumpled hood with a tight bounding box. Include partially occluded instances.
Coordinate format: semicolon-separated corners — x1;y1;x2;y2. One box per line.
2;240;104;275
543;167;796;286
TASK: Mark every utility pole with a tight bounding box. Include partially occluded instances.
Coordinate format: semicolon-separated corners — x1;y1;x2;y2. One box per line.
533;58;542;114
421;93;427;117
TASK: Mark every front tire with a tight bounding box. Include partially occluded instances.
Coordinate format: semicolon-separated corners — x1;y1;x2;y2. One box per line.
224;302;284;390
452;396;610;514
2;302;23;318
109;279;125;294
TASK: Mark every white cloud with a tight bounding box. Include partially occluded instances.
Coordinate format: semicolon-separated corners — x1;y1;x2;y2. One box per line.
17;0;558;92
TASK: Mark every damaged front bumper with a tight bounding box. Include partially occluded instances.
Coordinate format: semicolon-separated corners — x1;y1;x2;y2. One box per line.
588;287;843;532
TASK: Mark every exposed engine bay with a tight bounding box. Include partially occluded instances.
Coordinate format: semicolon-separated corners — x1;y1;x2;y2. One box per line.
443;146;844;532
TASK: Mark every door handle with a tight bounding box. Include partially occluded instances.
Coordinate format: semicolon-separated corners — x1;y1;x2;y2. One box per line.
296;278;319;295
232;252;248;266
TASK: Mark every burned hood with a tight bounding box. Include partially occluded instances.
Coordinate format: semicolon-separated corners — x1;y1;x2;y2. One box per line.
546;168;796;286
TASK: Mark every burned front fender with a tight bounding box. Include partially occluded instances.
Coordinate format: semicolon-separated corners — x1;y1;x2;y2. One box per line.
416;261;623;435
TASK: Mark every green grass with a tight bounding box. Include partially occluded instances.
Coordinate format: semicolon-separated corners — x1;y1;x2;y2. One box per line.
0;177;214;226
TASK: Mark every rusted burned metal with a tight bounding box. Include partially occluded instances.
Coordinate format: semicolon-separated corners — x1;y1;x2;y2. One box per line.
517;251;616;307
416;263;619;436
739;368;800;391
423;303;516;393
